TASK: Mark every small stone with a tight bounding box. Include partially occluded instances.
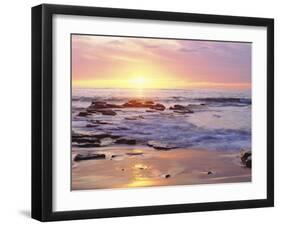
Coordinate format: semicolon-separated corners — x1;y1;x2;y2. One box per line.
165;174;171;178
207;171;213;175
111;154;121;158
124;117;138;120
126;152;143;156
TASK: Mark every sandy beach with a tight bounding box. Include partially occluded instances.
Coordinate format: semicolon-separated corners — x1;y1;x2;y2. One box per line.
72;145;251;190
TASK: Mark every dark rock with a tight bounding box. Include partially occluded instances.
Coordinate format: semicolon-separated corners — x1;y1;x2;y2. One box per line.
207;171;213;175
77;111;90;117
72;137;99;143
72;133;92;139
246;157;252;168
122;99;147;108
110;134;122;139
86;109;98;114
149;103;165;111
174;109;194;114
145;100;154;105
86;124;99;128
73;132;113;140
116;138;137;145
170;104;194;113
126;152;143;156
74;143;101;148
169;104;186;110
91;132;113;139
91;101;107;106
124;116;138;120
111;154;122;158
147;140;176;150
97;109;117;116
88;101;123;110
240;149;252;168
165;174;171;178
90;120;112;125
117;126;130;130
240;150;251;163
124;115;144;120
122;99;164;110
74;153;106;161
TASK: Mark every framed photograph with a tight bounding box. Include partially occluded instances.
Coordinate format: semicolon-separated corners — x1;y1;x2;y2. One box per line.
32;4;274;221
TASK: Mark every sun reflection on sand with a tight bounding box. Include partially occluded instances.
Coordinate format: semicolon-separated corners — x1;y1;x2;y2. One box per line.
127;163;157;188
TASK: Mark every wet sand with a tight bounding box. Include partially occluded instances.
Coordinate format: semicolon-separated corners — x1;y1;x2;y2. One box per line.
72;146;251;190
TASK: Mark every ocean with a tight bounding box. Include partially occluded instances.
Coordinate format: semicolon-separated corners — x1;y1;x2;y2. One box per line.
72;88;251;151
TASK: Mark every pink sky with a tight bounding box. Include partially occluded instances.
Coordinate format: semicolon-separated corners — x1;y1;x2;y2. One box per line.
72;35;251;89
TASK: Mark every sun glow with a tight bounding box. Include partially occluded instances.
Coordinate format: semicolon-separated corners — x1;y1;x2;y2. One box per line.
130;76;148;88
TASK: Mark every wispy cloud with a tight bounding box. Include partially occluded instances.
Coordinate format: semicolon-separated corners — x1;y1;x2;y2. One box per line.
72;35;251;88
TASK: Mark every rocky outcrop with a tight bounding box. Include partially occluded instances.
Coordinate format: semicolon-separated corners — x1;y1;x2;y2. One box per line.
122;99;166;111
74;153;106;161
169;104;194;113
240;149;252;168
85;101;121;116
116;138;137;145
147;140;176;150
126;152;143;156
169;104;186;110
72;132;120;147
97;109;117;116
88;101;123;109
149;103;165;111
122;99;153;108
77;111;91;117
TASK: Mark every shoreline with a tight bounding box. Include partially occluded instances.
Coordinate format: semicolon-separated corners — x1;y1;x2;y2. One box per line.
72;145;251;190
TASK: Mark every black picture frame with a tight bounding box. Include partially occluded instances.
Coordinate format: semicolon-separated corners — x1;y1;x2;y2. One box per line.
32;3;274;222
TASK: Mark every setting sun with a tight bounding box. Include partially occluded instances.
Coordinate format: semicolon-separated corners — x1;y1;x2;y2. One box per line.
130;76;148;88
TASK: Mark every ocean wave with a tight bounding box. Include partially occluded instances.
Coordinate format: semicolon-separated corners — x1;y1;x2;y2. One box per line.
72;96;251;106
76;114;251;151
194;97;251;106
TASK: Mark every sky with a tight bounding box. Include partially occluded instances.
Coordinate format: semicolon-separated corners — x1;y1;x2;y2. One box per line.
72;34;251;89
